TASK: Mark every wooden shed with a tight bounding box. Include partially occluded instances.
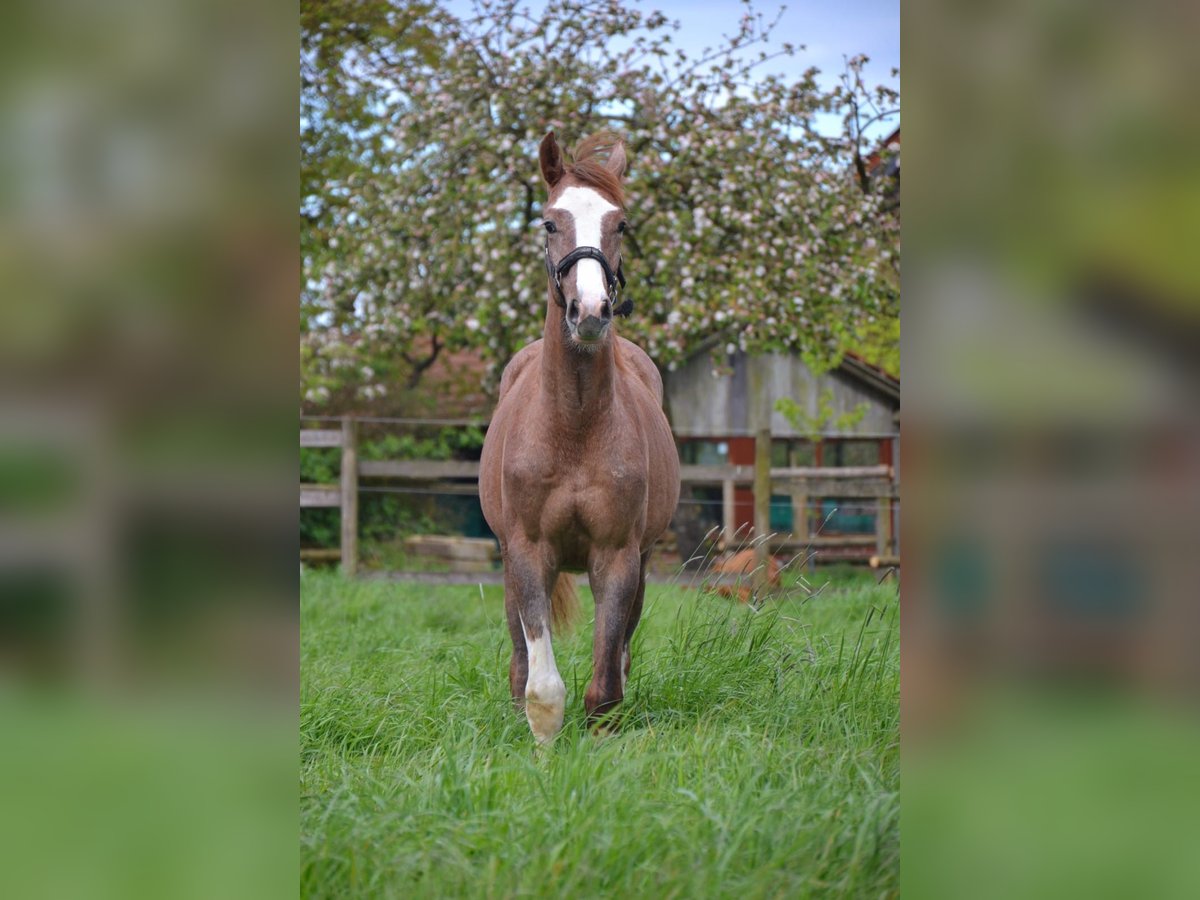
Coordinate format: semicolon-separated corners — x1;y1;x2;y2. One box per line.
665;346;899;560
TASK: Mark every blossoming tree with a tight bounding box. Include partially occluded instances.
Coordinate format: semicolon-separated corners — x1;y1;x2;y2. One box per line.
301;0;898;411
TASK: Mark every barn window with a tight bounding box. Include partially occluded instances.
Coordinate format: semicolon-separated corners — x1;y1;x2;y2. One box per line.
815;440;882;535
823;439;881;467
771;439;817;467
677;440;729;466
818;499;876;535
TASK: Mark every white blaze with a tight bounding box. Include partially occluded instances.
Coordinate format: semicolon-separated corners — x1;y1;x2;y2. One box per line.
522;618;566;744
549;186;617;318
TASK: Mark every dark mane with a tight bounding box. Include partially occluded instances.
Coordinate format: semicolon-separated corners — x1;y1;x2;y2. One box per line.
567;131;626;207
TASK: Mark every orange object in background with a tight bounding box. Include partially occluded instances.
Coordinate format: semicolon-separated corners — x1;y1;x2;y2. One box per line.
709;548;781;603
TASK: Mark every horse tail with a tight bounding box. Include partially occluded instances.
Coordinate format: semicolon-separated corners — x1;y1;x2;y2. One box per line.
550;573;580;635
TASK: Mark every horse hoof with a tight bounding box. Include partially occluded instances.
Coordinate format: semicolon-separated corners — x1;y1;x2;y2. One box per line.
525;677;565;744
526;703;563;744
585;704;623;736
590;720;619;738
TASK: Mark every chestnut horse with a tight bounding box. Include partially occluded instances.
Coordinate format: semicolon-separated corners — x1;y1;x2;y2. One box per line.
479;131;680;744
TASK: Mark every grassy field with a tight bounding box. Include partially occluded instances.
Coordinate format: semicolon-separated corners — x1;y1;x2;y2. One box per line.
301;568;899;898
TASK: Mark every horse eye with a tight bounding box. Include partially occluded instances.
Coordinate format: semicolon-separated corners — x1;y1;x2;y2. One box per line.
543;221;557;234
617;221;627;234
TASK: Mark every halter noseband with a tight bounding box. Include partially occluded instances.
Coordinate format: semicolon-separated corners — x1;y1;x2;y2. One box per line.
544;242;634;318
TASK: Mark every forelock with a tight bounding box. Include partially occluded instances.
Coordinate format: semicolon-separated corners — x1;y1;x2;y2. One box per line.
564;132;625;207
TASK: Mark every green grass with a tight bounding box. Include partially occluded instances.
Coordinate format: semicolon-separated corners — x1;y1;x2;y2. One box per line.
301;570;899;898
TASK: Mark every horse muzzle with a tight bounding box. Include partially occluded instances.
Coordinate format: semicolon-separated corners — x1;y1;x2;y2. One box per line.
566;293;613;343
572;313;610;343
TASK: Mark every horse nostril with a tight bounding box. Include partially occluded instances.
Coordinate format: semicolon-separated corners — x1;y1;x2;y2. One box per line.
601;300;612;320
567;299;580;323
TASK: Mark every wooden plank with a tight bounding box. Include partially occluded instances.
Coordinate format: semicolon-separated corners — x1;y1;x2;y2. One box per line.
786;479;896;498
680;464;755;483
376;481;484;496
300;548;341;561
402;557;495;573
774;465;893;479
300;429;343;448
300;484;340;507
341;418;358;577
870;554;901;569
359;459;482;479
680;464;892;484
404;535;499;562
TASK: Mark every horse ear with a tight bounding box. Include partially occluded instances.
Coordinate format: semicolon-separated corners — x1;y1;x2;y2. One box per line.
605;141;627;177
539;132;564;187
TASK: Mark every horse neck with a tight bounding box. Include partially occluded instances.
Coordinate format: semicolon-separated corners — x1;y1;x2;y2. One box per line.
540;289;617;419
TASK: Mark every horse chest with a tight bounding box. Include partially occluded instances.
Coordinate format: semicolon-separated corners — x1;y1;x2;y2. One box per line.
505;450;645;545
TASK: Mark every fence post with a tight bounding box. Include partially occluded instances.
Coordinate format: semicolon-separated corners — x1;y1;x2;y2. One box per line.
753;426;771;591
722;477;736;545
790;482;808;540
340;416;358;577
876;494;893;557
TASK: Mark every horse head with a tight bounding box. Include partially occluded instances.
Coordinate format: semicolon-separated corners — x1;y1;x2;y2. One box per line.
539;131;631;350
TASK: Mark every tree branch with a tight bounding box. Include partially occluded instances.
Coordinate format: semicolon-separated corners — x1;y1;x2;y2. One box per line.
403;333;443;390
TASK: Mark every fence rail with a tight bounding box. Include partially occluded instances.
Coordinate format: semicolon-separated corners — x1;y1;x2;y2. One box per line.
299;429;343;448
301;417;899;574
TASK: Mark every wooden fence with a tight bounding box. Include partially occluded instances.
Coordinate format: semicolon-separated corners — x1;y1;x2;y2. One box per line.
301;418;899;575
300;420;358;574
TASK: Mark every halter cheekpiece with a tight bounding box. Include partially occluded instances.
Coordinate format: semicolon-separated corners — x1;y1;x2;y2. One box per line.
544;241;634;318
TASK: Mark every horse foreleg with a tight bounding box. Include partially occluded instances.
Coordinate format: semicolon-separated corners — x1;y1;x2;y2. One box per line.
503;544;564;744
585;547;642;725
619;551;651;693
503;582;528;711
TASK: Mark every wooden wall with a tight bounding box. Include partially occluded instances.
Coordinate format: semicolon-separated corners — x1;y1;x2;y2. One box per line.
664;349;898;439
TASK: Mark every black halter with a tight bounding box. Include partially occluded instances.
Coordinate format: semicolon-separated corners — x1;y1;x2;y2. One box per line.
544;242;634;318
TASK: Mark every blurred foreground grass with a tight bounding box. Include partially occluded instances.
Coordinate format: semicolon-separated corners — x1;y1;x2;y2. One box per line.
905;690;1200;899
0;691;295;899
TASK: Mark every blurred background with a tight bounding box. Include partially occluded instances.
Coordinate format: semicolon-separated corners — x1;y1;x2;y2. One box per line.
0;0;296;896
904;0;1200;896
